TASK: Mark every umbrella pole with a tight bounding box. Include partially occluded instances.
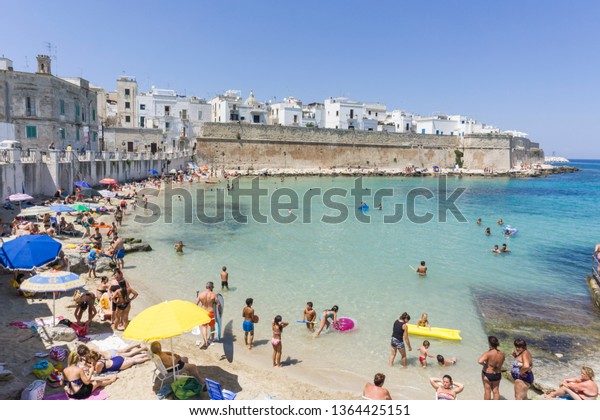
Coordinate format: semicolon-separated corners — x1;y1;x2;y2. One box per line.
53;292;56;326
170;337;176;380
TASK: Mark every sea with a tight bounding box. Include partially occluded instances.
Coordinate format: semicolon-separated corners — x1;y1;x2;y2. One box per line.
123;159;600;399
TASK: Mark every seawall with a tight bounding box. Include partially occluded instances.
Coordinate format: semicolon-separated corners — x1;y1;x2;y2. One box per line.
0;149;192;198
194;123;544;171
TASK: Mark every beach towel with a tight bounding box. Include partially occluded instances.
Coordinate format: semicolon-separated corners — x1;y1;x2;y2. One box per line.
9;316;64;330
44;389;109;400
88;334;128;352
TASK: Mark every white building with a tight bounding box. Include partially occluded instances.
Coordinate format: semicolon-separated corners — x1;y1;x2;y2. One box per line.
414;114;499;137
381;110;415;133
268;97;303;126
302;103;325;128
324;97;366;130
210;90;267;125
240;91;267;124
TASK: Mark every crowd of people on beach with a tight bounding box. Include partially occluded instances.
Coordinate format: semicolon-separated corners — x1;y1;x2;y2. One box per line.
2;167;598;401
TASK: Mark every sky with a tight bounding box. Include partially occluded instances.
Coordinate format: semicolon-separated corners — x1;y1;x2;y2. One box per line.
1;0;599;158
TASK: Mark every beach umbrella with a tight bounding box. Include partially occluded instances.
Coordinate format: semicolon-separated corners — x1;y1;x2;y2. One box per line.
98;189;116;198
99;178;118;185
79;188;102;199
200;165;208;170
74;181;92;188
168;169;177;174
19;270;84;326
71;204;90;212
0;235;62;270
149;169;159;175
49;204;75;213
123;300;211;374
18;206;52;217
8;193;33;202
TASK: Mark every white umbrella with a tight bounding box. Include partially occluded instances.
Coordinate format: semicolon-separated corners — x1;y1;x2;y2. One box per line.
8;193;33;202
98;190;116;198
18;206;52;217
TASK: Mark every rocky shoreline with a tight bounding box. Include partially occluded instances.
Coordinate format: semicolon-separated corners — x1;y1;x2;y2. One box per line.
231;165;579;178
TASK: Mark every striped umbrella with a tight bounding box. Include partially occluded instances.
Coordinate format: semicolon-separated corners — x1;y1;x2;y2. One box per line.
18;206;52;217
99;178;118;185
19;270;84;325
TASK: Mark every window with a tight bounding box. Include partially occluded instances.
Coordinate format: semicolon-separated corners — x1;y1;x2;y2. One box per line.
350;109;354;119
375;112;378;117
336;110;339;117
75;104;80;120
125;102;130;109
140;116;145;127
26;126;37;138
253;115;260;123
125;88;130;96
60;128;65;139
368;110;371;115
76;128;80;141
181;109;187;119
164;106;170;116
92;109;96;121
125;116;131;123
436;130;440;135
165;122;170;130
140;104;146;110
93;131;97;141
197;111;202;119
26;97;36;116
60;99;65;115
421;128;426;134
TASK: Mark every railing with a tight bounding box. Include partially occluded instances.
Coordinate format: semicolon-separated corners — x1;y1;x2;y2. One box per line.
0;150;10;163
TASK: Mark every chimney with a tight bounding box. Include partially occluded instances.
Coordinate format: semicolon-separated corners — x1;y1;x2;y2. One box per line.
36;54;51;74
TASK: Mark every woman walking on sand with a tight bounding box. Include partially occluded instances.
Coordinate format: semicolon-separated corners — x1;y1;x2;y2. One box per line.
112;279;138;331
271;315;288;367
511;338;534;400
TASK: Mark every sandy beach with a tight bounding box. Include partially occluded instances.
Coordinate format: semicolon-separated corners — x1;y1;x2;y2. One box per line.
0;189;357;400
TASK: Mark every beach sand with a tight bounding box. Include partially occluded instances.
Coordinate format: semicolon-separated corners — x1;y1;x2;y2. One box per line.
0;200;357;400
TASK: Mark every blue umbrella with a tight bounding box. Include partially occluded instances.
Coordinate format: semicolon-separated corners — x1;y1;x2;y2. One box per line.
74;181;92;188
49;204;76;213
149;169;159;175
0;236;62;270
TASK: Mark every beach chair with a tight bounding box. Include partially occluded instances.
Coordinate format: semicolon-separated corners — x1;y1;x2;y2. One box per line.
204;378;237;400
150;354;190;390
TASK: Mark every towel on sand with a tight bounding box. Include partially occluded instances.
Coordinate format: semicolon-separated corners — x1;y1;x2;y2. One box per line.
44;389;108;400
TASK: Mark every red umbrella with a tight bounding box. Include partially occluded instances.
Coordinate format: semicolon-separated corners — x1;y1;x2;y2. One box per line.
99;178;118;185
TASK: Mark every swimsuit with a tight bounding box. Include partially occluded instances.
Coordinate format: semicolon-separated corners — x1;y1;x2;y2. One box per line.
166;359;186;373
100;356;124;373
116;249;125;259
65;378;93;400
203;311;215;327
436;389;455;400
271;338;281;346
483;371;502;382
242;320;254;332
319;311;333;320
511;359;534;385
419;356;426;362
117;302;130;310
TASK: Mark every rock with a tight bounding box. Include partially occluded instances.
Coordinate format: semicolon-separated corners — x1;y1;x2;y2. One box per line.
124;242;152;253
47;325;76;342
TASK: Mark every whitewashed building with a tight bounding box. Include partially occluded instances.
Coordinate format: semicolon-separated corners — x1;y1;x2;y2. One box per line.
414;114;498;137
381;110;415;133
302;103;325;128
324;97;367;130
268;97;303;126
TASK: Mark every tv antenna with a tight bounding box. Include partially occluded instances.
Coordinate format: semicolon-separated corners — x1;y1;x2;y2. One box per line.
45;42;58;73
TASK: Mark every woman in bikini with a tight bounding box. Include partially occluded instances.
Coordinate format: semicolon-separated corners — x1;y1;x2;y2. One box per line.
271;315;289;367
544;366;598;400
61;352;117;399
478;336;505;400
86;349;149;374
314;305;339;338
511;338;534;400
430;375;464;400
111;279;138;331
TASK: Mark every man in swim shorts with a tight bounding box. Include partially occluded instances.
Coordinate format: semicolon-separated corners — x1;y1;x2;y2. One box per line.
112;234;125;270
416;261;427;276
195;281;220;349
220;266;229;290
303;302;317;332
242;298;255;349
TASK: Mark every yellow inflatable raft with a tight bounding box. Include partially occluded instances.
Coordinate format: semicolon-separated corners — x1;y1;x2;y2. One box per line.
407;324;462;341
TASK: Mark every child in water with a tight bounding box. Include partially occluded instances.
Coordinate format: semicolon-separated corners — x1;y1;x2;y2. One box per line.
417;313;431;328
174;241;185;254
419;341;435;367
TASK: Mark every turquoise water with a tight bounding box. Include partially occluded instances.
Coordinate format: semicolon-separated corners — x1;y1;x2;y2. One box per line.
124;160;600;399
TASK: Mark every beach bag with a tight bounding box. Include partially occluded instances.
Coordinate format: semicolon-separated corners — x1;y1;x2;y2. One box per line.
171;377;201;400
50;346;67;362
46;371;63;388
21;380;46;400
33;360;54;380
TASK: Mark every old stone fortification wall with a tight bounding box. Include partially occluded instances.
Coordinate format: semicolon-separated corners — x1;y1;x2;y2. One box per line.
195;123;544;170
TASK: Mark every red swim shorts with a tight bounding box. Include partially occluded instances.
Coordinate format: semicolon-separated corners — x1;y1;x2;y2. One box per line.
202;311;215;327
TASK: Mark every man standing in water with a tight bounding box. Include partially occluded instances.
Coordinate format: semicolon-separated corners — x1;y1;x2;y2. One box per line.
416;261;427;276
195;282;220;349
220;266;229;290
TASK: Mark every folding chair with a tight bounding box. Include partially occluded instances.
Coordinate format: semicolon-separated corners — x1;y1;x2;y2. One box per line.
151;354;190;390
204;378;237;400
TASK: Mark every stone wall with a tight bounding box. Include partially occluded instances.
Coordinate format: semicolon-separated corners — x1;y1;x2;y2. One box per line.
195;123;544;171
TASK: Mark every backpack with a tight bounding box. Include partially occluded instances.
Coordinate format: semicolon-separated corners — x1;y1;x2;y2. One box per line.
171;377;201;400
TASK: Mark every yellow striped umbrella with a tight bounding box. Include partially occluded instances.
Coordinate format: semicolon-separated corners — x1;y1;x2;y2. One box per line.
20;270;85;325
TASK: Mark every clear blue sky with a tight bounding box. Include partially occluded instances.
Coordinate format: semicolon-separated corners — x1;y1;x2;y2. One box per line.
2;0;598;158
